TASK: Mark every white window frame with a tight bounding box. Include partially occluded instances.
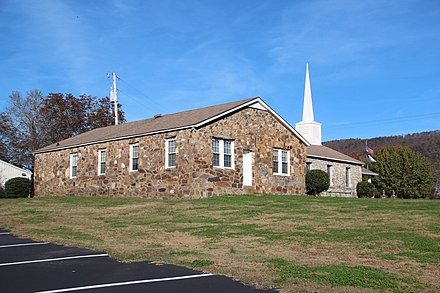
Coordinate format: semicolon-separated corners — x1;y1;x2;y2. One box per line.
327;165;333;186
129;143;139;172
346;167;351;187
273;148;290;176
70;153;78;179
165;138;176;169
98;149;106;176
212;139;235;169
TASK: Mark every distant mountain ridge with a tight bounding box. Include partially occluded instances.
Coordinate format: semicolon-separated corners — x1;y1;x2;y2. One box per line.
323;130;440;188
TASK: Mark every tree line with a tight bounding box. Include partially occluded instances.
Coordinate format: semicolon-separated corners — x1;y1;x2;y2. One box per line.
0;90;125;170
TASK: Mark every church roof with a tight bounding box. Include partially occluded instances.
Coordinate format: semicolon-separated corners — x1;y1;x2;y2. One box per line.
35;97;309;154
307;145;364;165
361;167;378;176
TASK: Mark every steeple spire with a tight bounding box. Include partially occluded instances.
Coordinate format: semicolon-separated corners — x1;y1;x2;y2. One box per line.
295;63;322;145
302;63;314;122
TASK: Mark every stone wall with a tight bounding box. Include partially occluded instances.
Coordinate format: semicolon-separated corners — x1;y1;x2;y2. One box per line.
306;157;362;197
34;107;307;198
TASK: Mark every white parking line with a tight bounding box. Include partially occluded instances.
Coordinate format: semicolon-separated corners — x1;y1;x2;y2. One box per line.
0;254;109;267
0;232;11;235
0;242;48;249
34;273;215;293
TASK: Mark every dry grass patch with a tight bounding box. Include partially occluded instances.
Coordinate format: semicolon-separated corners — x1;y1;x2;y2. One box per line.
0;195;439;292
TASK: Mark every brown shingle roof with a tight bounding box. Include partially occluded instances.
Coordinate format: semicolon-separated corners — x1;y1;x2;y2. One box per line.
307;145;364;165
35;97;258;153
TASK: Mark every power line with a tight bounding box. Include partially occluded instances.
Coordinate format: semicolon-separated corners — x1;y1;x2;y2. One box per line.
117;90;155;114
117;77;166;111
326;112;440;130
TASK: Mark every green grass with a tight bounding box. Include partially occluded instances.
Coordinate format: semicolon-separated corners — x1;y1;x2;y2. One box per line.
190;259;215;268
267;258;418;291
21;214;50;224
0;194;438;292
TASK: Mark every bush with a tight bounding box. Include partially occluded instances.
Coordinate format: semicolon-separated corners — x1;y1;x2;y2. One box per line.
357;181;378;198
4;177;31;198
306;169;330;196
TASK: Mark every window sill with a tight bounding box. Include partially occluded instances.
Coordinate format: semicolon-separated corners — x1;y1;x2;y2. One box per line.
213;166;235;170
274;173;290;177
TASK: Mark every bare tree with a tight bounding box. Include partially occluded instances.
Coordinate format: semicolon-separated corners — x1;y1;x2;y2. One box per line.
3;90;45;168
0;113;10;161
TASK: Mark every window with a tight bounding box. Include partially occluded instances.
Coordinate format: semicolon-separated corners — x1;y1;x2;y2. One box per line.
346;167;351;187
224;140;232;168
273;148;290;175
165;138;176;168
273;149;279;173
212;139;220;167
70;153;78;178
327;165;333;186
98;149;106;175
130;144;139;171
281;150;288;174
212;139;234;169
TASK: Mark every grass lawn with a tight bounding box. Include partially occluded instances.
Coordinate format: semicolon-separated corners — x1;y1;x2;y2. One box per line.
0;195;439;292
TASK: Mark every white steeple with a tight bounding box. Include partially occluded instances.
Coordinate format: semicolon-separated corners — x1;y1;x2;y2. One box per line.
302;63;314;122
295;63;322;145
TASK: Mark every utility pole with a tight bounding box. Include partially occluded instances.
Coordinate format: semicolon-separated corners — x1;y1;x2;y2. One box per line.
109;72;118;125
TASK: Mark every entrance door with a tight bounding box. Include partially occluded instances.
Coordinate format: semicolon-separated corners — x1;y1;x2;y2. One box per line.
243;150;252;186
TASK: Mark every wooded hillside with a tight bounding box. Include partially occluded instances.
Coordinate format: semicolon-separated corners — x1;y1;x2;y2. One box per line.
324;130;440;189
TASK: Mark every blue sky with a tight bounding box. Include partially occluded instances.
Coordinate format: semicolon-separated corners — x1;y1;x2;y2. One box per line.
1;0;439;142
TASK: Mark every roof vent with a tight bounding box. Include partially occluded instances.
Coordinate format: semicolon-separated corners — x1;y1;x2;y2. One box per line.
154;114;162;119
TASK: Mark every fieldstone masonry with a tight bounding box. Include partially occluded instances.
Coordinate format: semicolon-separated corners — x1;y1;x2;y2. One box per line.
34;107;307;198
306;157;362;197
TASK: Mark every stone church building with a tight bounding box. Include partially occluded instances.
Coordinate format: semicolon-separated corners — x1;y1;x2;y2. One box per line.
34;98;309;198
295;64;364;197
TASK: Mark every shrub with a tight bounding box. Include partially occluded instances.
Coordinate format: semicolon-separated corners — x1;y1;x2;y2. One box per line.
357;181;378;198
306;169;330;196
4;177;31;198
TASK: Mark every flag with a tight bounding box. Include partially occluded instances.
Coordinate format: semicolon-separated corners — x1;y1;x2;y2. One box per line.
367;154;377;163
366;146;374;155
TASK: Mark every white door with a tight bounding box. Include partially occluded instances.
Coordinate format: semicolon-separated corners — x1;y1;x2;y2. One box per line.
243;150;252;186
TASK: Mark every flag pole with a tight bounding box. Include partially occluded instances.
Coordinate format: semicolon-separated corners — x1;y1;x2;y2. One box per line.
365;140;369;170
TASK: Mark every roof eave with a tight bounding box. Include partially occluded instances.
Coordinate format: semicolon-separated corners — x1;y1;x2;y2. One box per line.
307;154;364;165
34;125;194;154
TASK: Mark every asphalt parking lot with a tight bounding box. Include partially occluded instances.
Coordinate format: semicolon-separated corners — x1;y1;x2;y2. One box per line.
0;228;276;292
